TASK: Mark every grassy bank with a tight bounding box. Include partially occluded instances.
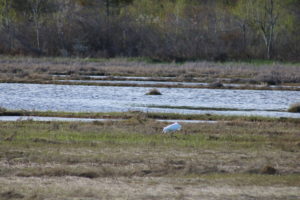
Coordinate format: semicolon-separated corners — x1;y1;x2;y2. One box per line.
0;119;299;199
1;109;300;123
2;79;300;91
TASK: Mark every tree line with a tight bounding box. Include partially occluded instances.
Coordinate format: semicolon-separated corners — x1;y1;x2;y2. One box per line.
0;0;299;62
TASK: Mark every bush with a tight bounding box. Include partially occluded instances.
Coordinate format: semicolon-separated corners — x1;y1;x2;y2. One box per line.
260;166;277;175
146;88;162;95
209;82;223;88
288;103;300;113
0;107;7;113
257;71;282;85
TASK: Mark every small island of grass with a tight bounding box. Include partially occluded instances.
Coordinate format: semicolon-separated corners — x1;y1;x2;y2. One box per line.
146;88;162;95
288;103;300;113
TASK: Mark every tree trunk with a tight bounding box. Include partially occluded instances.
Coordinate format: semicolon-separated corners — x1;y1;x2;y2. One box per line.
32;0;41;50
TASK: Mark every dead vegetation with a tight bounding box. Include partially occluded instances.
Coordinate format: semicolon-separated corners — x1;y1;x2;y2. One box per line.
0;190;24;199
288;103;300;113
146;88;162;95
0;57;300;87
0;119;299;199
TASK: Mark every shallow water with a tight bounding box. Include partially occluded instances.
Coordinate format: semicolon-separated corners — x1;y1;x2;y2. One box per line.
0;116;218;124
53;75;174;80
0;83;300;118
0;116;119;122
157;119;218;123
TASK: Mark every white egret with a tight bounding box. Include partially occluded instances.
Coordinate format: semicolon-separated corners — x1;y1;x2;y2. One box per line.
162;122;182;133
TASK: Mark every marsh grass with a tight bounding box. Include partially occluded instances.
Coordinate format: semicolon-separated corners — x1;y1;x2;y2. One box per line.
2;109;300;124
0;119;299;199
209;82;224;88
146;88;162;95
1;119;299;152
16;167;102;179
0;107;7;112
1;57;299;86
0;190;24;199
197;173;300;186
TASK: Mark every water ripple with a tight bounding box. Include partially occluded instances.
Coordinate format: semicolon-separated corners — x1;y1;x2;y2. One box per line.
1;83;300;118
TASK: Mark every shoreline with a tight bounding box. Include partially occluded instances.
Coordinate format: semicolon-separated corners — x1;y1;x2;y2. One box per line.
1;110;300;123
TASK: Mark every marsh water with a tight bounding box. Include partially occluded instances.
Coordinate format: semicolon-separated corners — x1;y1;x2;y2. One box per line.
1;83;300;118
0;116;118;122
0;116;217;124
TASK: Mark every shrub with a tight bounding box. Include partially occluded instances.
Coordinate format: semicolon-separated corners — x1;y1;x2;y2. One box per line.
209;82;223;88
146;88;162;95
288;103;300;113
260;166;277;175
0;107;7;113
257;72;282;85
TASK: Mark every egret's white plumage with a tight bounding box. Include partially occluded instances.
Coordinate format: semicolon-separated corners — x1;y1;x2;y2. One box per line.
163;122;182;133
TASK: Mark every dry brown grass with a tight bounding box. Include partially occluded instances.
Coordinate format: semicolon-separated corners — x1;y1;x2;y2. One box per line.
0;57;299;85
1;176;300;200
0;119;299;199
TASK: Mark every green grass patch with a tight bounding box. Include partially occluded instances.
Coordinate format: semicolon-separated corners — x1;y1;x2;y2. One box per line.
0;120;298;151
1;109;300;124
0;119;299;191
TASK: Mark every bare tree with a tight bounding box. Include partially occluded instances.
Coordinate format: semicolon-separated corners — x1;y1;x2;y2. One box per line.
31;0;43;49
234;0;284;59
0;0;14;50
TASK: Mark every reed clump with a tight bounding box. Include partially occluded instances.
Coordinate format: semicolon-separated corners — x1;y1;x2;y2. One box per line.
260;166;277;175
0;107;7;113
209;82;223;88
288;103;300;113
146;88;162;95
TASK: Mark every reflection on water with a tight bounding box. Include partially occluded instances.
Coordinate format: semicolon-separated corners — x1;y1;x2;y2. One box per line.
0;83;300;118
